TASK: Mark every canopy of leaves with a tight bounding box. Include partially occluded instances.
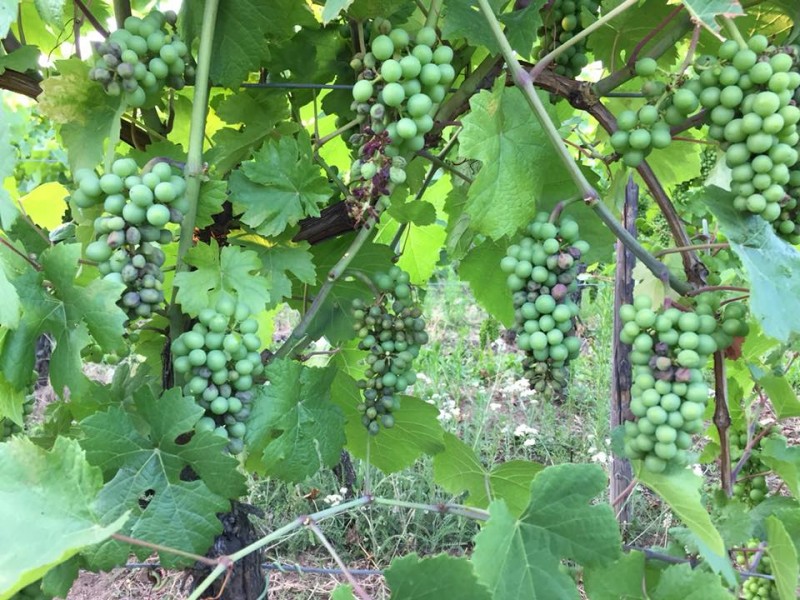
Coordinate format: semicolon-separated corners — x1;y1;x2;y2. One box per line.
0;436;127;598
386;553;492;600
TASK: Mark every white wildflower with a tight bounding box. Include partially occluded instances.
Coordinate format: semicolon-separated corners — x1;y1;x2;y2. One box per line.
324;494;343;506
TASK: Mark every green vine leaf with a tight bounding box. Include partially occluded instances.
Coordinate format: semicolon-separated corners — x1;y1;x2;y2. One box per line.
681;0;745;38
331;372;445;473
754;373;800;419
583;551;647;600
173;239;271;316
37;59;120;172
766;516;800;600
79;388;245;569
705;187;800;343
321;0;354;24
459;239;515;327
471;463;621;600
760;437;800;499
0;436;127;598
195;180;227;229
228;135;332;237
433;432;543;516
244;360;346;482
386;553;492;600
33;0;66;28
652;563;734;599
0;0;18;38
240;239;317;308
459;83;571;240
0;44;40;75
636;463;725;556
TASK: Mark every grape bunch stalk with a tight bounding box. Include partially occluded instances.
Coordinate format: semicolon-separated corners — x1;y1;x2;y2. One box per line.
501;212;588;398
77;158;187;321
171;295;264;454
351;267;428;435
89;10;195;107
730;424;779;506
735;540;779;600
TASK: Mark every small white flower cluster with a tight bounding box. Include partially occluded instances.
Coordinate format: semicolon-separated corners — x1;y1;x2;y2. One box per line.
498;377;538;403
512;423;538;447
436;398;461;423
323;487;349;506
587;436;612;464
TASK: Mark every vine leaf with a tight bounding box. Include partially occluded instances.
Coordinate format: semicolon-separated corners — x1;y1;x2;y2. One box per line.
0;116;14;212
652;563;734;599
240;240;317;308
330;584;356;600
182;0;316;88
79;388;246;569
680;0;745;38
385;553;492;600
433;432;543;516
0;259;21;329
173;239;271;316
669;527;737;587
0;374;25;424
441;0;502;54
754;373;800;419
705;187;800;343
331;372;445;473
636;463;725;555
33;0;66;28
228;136;332;237
760;437;800;499
195;180;227;229
244;360;345;482
0;436;127;598
471;463;621;600
766;516;800;600
459;238;514;327
583;550;647;600
0;44;40;74
0;0;18;38
321;0;354;24
38;59;120;172
459;83;571;240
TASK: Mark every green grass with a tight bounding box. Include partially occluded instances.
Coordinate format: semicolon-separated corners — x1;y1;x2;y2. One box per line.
247;267;630;571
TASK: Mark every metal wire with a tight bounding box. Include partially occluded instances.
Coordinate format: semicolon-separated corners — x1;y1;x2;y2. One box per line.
123;561;384;577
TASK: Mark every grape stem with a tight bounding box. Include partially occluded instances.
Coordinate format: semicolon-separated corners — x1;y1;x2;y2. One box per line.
720;15;747;48
713;351;732;497
141;156;186;174
306;520;372;600
167;0;220;354
529;0;641;81
111;533;220;567
677;23;702;78
548;197;580;223
0;237;42;271
731;426;775;482
424;0;444;29
74;0;109;37
415;148;474;184
111;0;131;29
314;117;362;148
684;285;749;297
477;0;692;296
654;242;729;258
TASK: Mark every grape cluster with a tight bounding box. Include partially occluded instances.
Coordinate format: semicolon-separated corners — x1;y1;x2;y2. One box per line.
76;158;186;321
687;35;800;222
501;213;588;398
610;104;675;167
736;540;779;600
0;394;34;440
350;20;454;157
731;425;778;506
537;0;599;78
621;297;720;473
351;267;428;435
171;296;263;454
89;10;194;107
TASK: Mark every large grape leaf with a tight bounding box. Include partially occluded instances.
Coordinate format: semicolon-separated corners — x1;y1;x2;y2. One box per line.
195;180;227;229
239;238;317;307
79;388;245;569
208;89;291;174
682;0;745;37
471;464;621;600
33;0;66;28
636;464;725;555
583;551;647;600
386;554;492;600
651;563;734;599
441;0;504;53
756;373;800;419
705;187;800;342
331;371;445;473
228;135;332;237
0;108;15;213
0;436;127;598
173;239;271;316
38;59;120;172
459;83;571;240
760;437;800;499
433;432;543;517
244;360;345;482
183;0;316;88
0;44;39;75
321;0;353;24
459;238;514;327
767;516;799;600
0;0;17;37
669;526;737;586
0;244;126;400
0;256;21;329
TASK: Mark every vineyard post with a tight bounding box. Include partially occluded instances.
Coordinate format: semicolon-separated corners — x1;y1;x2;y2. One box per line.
610;177;637;523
